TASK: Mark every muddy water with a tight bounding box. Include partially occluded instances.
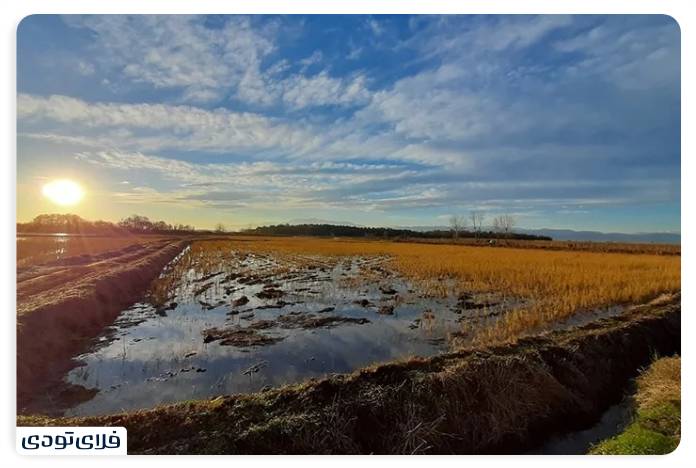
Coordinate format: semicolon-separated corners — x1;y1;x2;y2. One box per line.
62;248;500;416
529;398;634;454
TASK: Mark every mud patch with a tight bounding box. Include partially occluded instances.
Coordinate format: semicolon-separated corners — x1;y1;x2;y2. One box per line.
256;288;285;299
275;313;370;329
203;327;284;347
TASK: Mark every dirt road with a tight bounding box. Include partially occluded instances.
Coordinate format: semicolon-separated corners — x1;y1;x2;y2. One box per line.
17;239;189;412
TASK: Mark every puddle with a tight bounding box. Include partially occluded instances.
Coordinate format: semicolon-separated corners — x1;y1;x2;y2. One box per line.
529;397;634;454
61;245;507;416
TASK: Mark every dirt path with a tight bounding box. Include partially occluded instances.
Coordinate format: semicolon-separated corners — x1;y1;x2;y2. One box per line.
18;294;680;454
17;239;190;412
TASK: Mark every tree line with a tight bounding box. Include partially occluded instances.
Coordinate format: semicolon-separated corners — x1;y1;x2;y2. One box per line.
17;213;198;235
18;213;552;241
243;223;551;241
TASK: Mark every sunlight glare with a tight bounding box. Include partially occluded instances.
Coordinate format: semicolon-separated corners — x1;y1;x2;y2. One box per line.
42;179;85;206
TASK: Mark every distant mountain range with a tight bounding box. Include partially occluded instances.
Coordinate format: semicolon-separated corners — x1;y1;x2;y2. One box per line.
280;220;680;244
400;226;680;244
516;228;681;244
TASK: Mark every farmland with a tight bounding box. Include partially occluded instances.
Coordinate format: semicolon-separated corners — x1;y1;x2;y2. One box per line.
192;237;680;345
17;233;170;269
16;234;681;453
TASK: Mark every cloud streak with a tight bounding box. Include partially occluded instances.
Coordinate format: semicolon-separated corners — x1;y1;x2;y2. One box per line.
16;14;680;230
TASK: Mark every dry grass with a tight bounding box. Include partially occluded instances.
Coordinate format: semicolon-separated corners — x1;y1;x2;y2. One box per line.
635;356;681;412
184;237;679;345
400;237;680;256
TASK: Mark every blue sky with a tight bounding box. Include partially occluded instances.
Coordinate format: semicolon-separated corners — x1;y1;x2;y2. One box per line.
17;14;680;232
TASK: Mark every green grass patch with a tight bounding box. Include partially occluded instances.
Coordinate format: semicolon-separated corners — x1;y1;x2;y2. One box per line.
591;357;680;455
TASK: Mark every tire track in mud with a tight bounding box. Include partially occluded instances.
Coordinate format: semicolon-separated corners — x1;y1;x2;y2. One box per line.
17;239;190;413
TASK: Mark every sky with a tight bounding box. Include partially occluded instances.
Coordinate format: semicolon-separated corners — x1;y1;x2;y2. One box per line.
17;14;680;232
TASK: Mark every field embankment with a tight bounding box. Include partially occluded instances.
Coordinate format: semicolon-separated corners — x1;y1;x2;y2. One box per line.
17;239;190;412
18;293;680;454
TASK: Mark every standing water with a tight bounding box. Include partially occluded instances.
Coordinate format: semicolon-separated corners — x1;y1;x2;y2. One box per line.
61;244;506;416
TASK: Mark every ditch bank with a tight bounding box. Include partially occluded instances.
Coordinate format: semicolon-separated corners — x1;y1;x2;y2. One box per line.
18;293;680;454
17;239;190;413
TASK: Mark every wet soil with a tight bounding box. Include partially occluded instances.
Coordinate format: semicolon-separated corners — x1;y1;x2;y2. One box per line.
50;247;493;416
24;240;633;417
16;239;190;413
18;294;680;454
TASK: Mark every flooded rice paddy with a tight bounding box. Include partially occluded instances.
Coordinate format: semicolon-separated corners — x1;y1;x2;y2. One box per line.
62;243;504;416
59;240;623;416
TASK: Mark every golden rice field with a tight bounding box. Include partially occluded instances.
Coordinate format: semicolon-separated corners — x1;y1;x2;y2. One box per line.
405;237;680;256
171;236;681;346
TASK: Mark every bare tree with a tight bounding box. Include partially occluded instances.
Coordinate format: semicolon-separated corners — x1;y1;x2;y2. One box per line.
502;214;516;237
492;214;516;238
492;216;502;233
214;222;227;233
449;215;466;239
469;211;485;238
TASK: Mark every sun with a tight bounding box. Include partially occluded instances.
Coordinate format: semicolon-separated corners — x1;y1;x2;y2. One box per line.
42;179;85;206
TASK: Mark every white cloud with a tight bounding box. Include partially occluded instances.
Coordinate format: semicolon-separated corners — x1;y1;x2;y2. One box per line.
18;15;679;222
277;72;370;110
473;15;573;51
354;64;527;144
299;50;323;68
404;15;572;64
66;15;275;103
18;93;315;154
554;18;680;90
367;19;384;36
76;61;95;76
346;41;363;60
74;149;445;211
64;15;373;110
17;93;474;169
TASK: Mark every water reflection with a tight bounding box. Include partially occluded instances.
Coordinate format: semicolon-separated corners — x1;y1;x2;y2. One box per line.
63;250;474;416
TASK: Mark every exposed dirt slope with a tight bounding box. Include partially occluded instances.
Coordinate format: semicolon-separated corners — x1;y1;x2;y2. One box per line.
18;294;680;454
17;240;190;412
